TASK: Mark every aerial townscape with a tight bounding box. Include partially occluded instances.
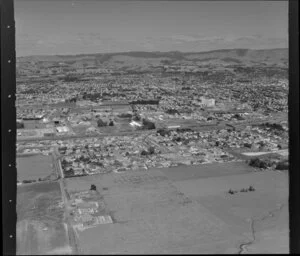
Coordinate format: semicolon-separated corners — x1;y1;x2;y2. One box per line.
16;48;289;254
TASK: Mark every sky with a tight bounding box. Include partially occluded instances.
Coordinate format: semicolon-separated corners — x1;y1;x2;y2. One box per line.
15;0;288;57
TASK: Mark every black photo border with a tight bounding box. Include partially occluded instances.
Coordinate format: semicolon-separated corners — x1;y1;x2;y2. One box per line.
288;0;300;254
1;0;17;255
1;0;299;254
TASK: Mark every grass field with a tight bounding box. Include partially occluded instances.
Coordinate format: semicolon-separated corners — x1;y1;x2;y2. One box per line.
67;171;241;254
17;154;55;182
17;181;70;255
172;170;289;253
64;162;288;254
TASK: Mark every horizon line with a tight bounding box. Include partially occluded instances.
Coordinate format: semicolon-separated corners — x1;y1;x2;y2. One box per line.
16;47;288;58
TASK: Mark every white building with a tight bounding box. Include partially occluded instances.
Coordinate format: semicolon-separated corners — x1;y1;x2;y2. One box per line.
130;121;142;127
56;126;70;133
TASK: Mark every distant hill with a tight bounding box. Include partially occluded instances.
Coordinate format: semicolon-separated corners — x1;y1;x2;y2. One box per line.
17;48;288;71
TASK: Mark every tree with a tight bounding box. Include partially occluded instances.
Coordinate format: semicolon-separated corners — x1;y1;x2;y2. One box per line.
108;120;114;126
65;168;74;177
97;118;107;127
132;114;141;121
90;184;97;191
119;113;132;118
114;160;123;167
142;119;156;130
244;143;252;148
173;137;182;142
228;189;237;195
148;146;155;155
61;159;68;166
141;150;148;156
248;185;255;191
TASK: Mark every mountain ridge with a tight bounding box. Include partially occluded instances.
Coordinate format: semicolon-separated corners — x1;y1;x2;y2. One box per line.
17;48;288;71
17;48;287;59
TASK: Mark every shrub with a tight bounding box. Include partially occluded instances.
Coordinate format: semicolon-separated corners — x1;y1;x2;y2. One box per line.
275;160;289;170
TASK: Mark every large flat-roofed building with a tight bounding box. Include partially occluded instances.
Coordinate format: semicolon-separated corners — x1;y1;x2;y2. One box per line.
167;125;181;129
56;126;70;133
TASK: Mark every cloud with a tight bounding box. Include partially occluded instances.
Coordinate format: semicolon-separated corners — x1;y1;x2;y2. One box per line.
267;37;288;45
162;33;287;49
141;41;156;50
165;34;230;45
170;35;201;43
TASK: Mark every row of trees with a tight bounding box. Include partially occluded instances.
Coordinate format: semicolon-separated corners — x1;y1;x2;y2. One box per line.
118;113;133;118
165;109;180;115
21;177;46;183
62;75;80;82
248;157;288;170
157;128;194;137
258;122;285;131
130;99;160;105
